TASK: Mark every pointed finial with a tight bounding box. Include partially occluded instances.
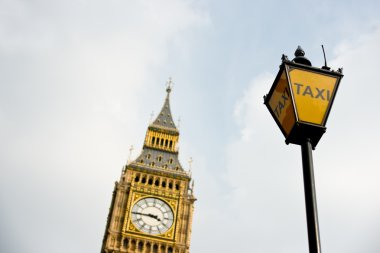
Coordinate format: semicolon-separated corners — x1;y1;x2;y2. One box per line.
188;157;193;171
281;54;289;62
292;45;312;66
149;111;154;123
166;77;173;94
177;117;181;130
295;46;305;57
127;145;134;164
189;179;195;195
188;157;193;177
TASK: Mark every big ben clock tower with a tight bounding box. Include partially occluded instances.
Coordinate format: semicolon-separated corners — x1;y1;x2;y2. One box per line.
101;81;196;253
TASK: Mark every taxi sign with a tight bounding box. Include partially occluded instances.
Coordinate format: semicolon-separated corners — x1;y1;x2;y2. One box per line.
267;69;296;136
264;60;343;148
288;66;340;125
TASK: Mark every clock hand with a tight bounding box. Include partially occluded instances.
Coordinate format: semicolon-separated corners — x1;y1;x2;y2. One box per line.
147;213;161;221
132;212;161;221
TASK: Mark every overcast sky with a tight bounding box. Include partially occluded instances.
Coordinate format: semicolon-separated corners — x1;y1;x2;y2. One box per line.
1;0;380;252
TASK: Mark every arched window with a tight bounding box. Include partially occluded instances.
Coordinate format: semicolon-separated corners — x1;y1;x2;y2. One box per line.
134;175;140;182
123;238;129;248
151;137;155;145
145;243;151;253
148;177;153;185
141;177;146;184
160;138;164;146
169;140;173;148
168;247;173;253
138;241;144;251
155;179;160;186
131;240;136;251
165;139;168;147
153;244;158;253
169;182;173;189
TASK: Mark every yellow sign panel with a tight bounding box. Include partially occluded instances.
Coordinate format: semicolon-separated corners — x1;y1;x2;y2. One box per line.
268;70;296;136
288;68;339;125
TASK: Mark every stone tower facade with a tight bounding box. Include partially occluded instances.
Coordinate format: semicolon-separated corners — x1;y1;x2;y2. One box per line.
101;83;196;253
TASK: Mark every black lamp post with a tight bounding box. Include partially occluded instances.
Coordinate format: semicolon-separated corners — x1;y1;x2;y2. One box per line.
264;46;343;253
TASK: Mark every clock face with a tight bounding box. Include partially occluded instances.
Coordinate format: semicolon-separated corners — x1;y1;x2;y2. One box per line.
131;197;174;235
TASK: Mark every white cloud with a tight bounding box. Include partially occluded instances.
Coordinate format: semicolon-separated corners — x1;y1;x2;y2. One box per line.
233;72;274;142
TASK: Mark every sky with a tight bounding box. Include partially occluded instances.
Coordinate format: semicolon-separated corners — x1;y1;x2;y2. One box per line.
1;0;380;252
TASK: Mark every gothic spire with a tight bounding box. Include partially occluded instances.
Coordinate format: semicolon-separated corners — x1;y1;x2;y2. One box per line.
128;78;187;177
150;78;178;133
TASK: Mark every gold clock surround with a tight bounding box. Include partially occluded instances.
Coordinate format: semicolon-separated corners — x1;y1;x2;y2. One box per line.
125;193;178;240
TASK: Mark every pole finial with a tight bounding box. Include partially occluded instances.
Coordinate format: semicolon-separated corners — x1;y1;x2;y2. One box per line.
295;45;305;57
292;45;312;66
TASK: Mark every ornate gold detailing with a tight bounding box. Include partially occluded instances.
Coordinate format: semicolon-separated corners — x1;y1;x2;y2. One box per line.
124;192;178;240
144;129;178;152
